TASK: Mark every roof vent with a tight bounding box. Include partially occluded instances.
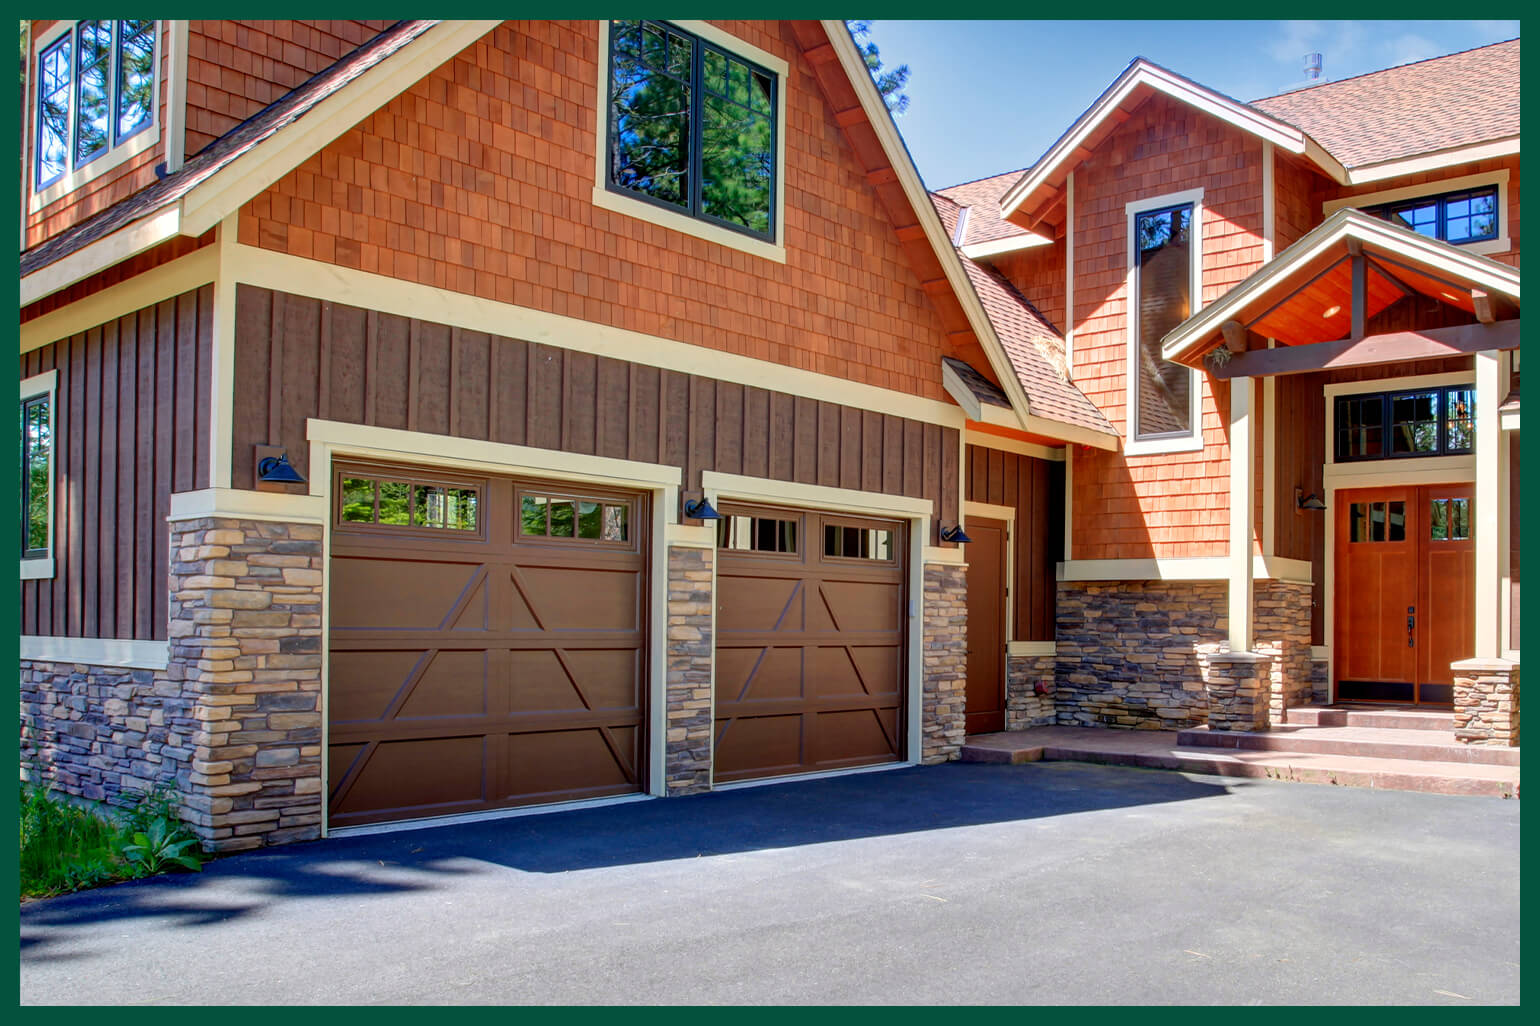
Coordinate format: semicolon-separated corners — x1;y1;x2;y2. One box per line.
1303;52;1322;81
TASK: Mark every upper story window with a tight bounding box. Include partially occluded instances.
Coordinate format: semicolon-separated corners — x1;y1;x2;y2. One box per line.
1334;385;1475;463
34;20;157;189
605;20;778;242
1365;185;1498;246
20;371;57;579
1125;191;1204;454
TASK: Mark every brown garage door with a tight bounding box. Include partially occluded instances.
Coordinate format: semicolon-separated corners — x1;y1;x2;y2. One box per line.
327;460;648;828
714;504;907;783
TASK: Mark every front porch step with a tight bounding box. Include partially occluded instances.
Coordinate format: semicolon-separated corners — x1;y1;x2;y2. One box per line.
960;727;1520;799
1283;705;1454;731
1177;724;1520;767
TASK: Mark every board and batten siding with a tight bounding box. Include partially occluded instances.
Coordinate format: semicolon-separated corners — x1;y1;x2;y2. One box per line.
230;285;962;539
963;443;1063;641
19;285;214;641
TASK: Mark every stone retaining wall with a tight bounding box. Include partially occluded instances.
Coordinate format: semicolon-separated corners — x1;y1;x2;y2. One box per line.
921;562;967;762
1005;653;1056;730
665;545;714;794
1054;580;1226;730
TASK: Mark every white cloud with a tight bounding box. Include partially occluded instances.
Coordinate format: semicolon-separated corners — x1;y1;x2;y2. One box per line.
1266;20;1370;81
1378;33;1442;67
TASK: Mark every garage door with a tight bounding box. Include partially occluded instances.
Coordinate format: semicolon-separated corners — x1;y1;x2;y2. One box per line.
714;504;907;782
327;461;648;828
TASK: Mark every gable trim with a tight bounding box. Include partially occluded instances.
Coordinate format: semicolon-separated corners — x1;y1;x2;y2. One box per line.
1346;136;1520;185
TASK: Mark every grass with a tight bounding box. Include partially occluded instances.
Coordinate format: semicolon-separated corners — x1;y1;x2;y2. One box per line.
19;783;205;900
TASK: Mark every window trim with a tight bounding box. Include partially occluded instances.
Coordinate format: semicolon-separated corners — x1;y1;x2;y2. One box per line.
1364;185;1499;247
20;370;58;580
1124;188;1205;456
592;19;788;264
28;19;162;215
1322;169;1512;258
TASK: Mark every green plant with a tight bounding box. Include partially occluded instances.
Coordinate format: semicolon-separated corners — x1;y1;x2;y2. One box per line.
122;818;204;876
20;782;204;899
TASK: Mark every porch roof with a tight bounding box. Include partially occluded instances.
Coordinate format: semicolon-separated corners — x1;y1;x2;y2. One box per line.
1160;208;1521;372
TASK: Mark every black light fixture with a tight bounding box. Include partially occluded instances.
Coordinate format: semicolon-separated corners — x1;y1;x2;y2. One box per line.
939;522;972;544
1295;486;1326;512
257;451;307;484
683;497;721;521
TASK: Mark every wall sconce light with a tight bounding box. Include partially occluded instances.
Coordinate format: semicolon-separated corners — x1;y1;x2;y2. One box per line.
939;522;972;544
1295;486;1326;512
257;451;307;484
683;497;721;521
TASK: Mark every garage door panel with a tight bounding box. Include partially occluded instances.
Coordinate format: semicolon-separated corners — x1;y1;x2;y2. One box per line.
817;580;903;633
806;645;901;699
557;649;644;709
716;575;802;633
504;728;638;801
334;736;487;822
329;650;429;722
714;715;804;781
507;650;589;714
716;645;804;703
330;557;489;631
397;650;490;719
814;709;899;766
514;566;642;631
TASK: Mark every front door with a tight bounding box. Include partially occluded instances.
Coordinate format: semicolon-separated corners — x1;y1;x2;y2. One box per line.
963;517;1007;734
1334;483;1474;705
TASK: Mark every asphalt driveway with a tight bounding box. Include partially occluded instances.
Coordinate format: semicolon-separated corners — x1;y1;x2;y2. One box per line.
19;762;1520;1005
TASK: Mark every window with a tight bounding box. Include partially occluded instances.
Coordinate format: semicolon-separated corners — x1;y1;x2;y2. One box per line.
34;20;157;189
1126;192;1203;452
717;515;797;553
823;524;894;561
605;20;777;242
1365;185;1498;245
1429;497;1471;541
1348;501;1406;543
1333;385;1475;462
520;493;630;543
20;371;57;578
339;474;480;532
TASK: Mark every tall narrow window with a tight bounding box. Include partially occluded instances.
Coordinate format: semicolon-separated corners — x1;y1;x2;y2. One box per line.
33;20;157;189
19;371;57;577
1130;200;1198;444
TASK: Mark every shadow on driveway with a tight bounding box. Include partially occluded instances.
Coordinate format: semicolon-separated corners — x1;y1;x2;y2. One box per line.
21;761;1236;950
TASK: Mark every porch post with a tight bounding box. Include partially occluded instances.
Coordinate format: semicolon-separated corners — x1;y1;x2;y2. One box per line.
1474;349;1502;658
1228;375;1254;652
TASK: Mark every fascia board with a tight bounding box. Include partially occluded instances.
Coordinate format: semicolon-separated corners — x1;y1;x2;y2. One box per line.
19;205;182;308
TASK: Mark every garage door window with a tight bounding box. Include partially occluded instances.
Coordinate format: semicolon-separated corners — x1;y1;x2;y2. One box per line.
339;474;479;532
520;492;630;542
718;514;797;553
823;524;894;562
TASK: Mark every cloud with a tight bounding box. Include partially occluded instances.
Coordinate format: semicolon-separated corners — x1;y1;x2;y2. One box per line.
1378;33;1442;67
1266;20;1370;79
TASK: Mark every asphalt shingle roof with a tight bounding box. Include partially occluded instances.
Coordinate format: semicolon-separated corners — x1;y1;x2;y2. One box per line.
934;169;1032;247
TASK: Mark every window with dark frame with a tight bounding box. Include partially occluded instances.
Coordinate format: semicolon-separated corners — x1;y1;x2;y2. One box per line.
340;475;480;532
520;493;630;543
606;20;777;241
35;20;157;188
21;393;52;559
1333;385;1476;462
1364;185;1499;245
1132;202;1195;439
717;514;797;554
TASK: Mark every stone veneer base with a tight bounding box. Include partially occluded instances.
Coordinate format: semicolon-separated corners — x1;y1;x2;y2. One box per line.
921;562;967;762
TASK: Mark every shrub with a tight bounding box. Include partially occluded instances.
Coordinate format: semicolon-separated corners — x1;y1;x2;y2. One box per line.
19;784;204;899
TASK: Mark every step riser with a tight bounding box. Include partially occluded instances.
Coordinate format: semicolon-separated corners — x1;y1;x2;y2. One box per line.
1285;709;1454;731
1177;730;1520;766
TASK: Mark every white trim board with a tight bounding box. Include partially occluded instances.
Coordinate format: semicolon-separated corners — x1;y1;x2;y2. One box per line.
1057;555;1312;583
20;636;171;670
963;429;1065;462
169;487;329;524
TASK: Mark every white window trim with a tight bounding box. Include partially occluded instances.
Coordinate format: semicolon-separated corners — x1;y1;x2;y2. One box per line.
28;19;162;215
591;19;789;264
1124;187;1205;456
20;369;59;580
1323;169;1512;258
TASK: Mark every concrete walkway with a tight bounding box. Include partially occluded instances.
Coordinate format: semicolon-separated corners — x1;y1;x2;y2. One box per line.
20;761;1520;1005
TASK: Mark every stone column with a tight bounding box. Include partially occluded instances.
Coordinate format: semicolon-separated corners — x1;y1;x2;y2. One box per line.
1197;646;1272;732
1452;658;1519;746
664;545;714;794
1253;578;1313;723
168;516;324;852
1004;650;1057;730
921;560;967;762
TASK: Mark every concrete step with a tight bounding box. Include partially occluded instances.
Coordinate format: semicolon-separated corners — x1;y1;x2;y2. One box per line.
1284;705;1454;731
961;727;1521;800
1176;724;1520;767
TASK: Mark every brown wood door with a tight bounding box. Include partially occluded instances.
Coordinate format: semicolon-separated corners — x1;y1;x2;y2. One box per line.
1334;483;1473;705
327;460;648;828
714;504;906;783
963;517;1007;735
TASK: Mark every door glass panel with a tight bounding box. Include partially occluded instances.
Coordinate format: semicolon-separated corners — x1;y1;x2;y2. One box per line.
717;514;797;553
602;504;628;542
1350;502;1369;542
522;495;549;535
377;482;410;525
549;500;576;537
1430;498;1448;541
341;478;376;522
1445;388;1475;452
577;500;603;539
1369;501;1387;542
823;525;895;561
1386;501;1405;542
1450;497;1470;540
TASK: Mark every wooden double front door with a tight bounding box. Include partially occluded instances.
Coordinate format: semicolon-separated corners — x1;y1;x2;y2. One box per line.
1334;483;1474;706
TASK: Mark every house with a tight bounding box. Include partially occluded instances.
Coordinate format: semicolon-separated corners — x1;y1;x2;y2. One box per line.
16;22;1519;850
18;19;1122;848
936;40;1519;742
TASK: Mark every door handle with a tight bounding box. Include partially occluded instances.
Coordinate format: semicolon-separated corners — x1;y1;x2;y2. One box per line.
1407;605;1416;646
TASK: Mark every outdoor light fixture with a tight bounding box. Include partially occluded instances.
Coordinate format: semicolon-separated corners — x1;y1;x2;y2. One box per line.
683;497;721;520
939;522;972;544
1295;486;1326;512
257;451;307;484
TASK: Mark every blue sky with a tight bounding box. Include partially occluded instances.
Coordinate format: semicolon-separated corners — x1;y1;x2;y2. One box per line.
864;20;1521;189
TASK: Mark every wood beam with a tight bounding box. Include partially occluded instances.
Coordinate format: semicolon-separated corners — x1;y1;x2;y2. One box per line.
1471;288;1518;324
865;166;899;187
803;42;837;64
1350;250;1367;341
1212;320;1521;378
834;106;864;128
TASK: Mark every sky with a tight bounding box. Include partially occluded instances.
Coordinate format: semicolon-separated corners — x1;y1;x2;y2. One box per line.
864;20;1521;190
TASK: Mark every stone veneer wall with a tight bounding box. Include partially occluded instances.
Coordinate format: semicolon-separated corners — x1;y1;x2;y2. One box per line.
20;517;324;853
921;561;967;762
1005;653;1057;730
1452;659;1520;746
665;545;714;794
1055;580;1227;729
1253;579;1314;724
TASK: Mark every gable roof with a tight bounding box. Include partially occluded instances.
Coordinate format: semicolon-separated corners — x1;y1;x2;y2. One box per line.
1249;38;1519;174
1159;206;1522;365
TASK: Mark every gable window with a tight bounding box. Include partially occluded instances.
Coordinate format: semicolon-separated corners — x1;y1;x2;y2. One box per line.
603;20;781;249
20;371;57;579
1365;185;1498;246
1333;385;1475;462
1125;190;1204;453
33;20;158;198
